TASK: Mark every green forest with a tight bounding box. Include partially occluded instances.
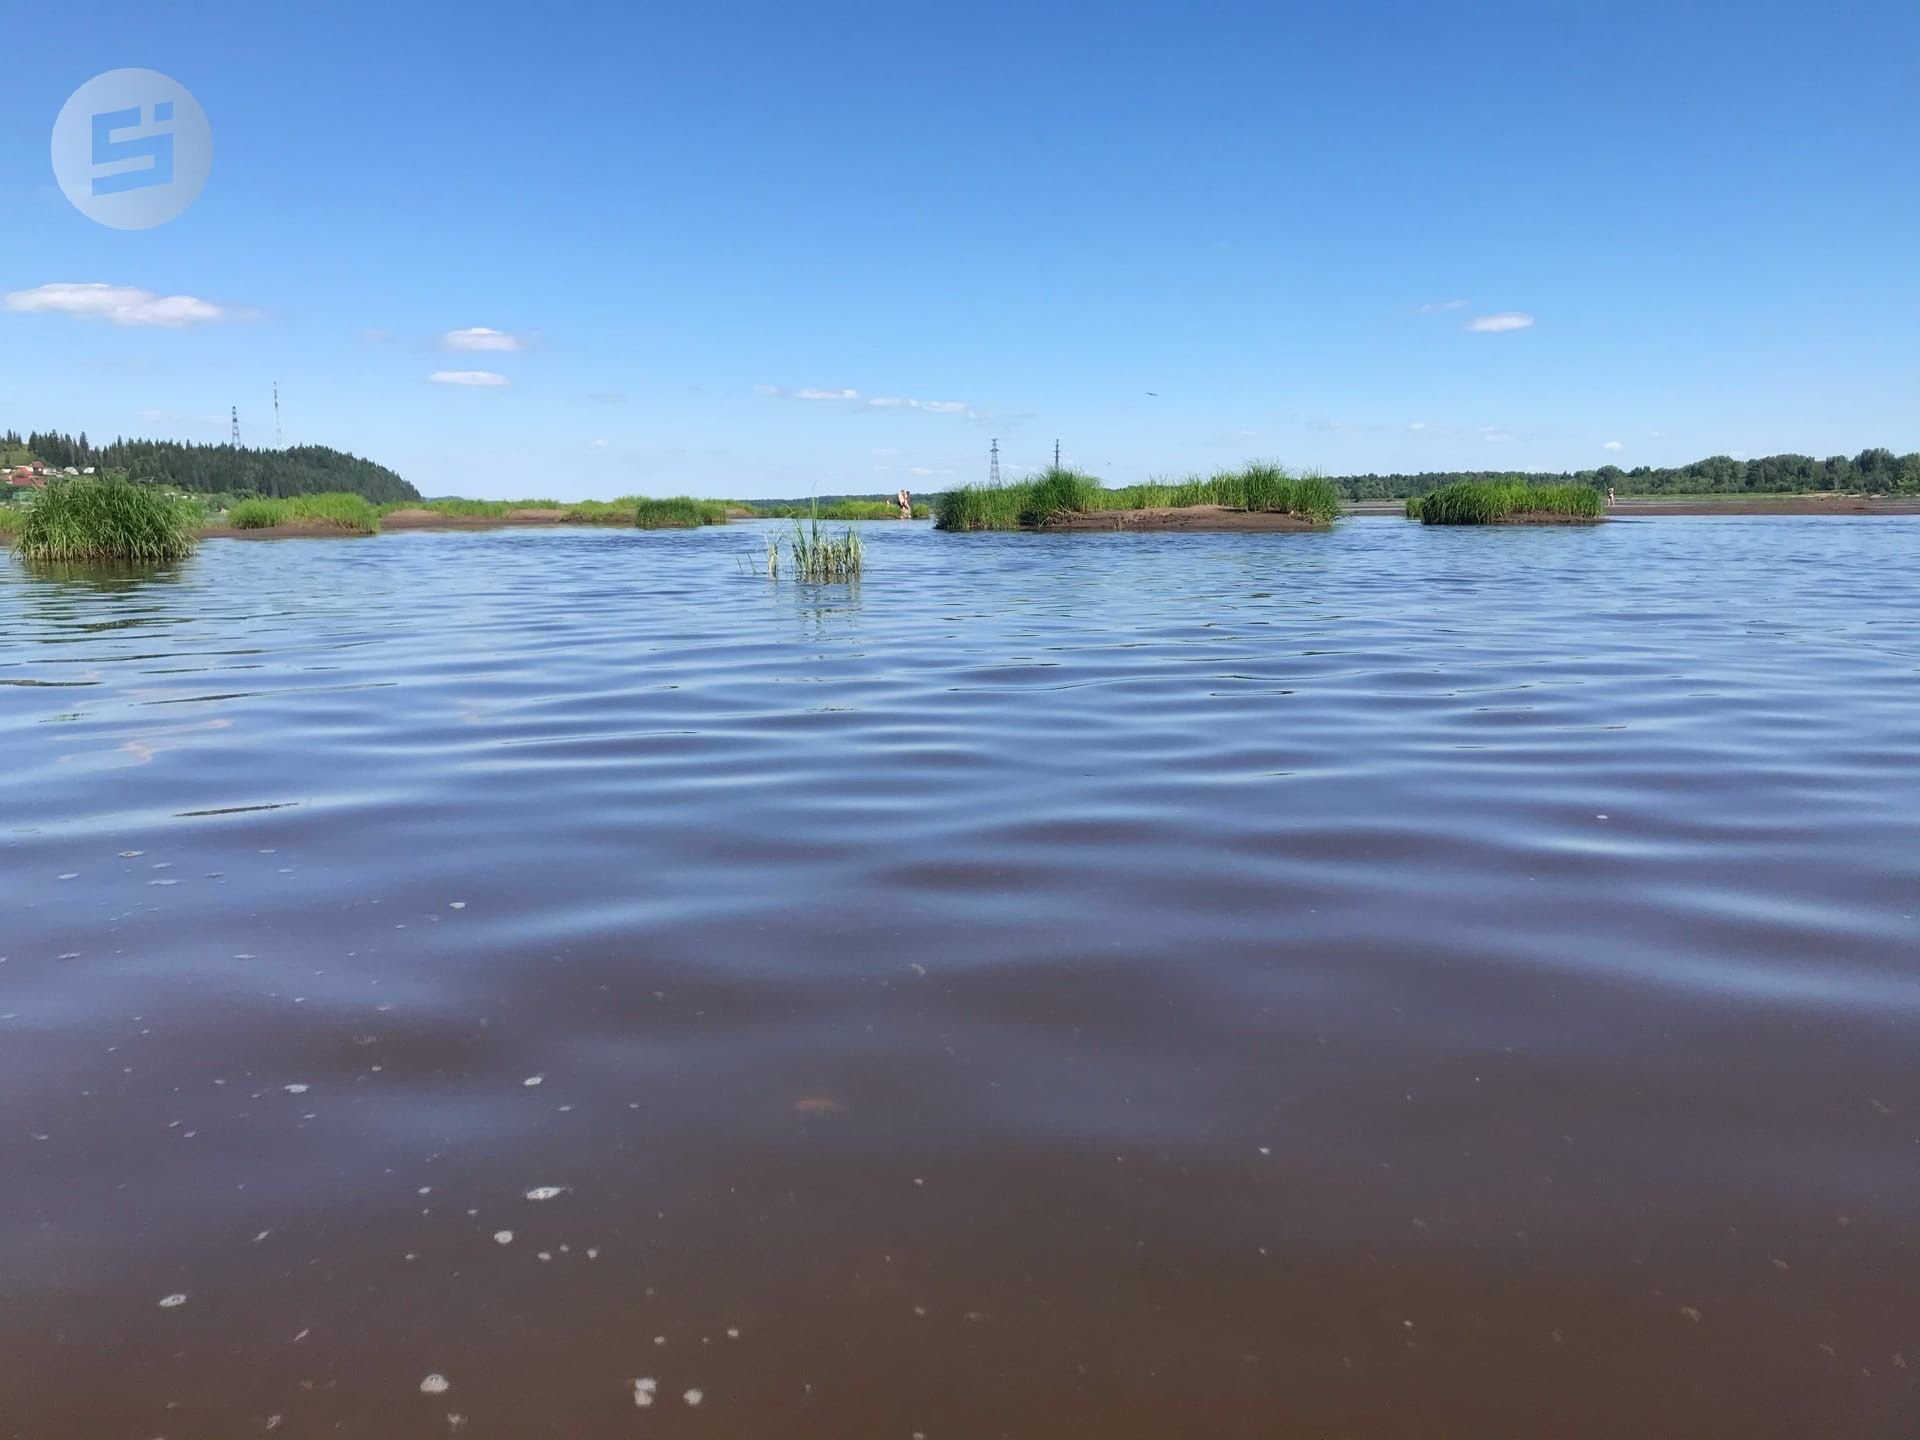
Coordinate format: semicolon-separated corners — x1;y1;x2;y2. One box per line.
3;429;420;504
1333;448;1920;500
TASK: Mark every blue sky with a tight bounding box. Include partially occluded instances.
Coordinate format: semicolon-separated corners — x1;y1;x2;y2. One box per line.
2;0;1916;499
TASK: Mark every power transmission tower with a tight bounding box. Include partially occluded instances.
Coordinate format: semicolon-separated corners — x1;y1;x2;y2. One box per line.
230;406;240;448
1053;438;1061;471
989;438;1000;486
274;382;282;449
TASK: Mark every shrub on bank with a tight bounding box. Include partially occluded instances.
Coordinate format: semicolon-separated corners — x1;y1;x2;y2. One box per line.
13;478;199;562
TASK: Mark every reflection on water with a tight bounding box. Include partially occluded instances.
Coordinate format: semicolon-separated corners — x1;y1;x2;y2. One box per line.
1;518;1917;1438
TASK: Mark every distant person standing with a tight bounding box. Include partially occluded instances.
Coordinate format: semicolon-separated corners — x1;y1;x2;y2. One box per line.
1607;486;1616;506
898;488;912;519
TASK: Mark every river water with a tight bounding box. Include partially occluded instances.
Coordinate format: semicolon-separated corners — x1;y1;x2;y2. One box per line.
2;517;1916;1438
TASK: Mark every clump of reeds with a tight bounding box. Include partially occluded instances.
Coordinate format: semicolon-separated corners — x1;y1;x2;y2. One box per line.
226;498;288;528
934;483;1027;531
632;497;729;528
785;506;863;580
1415;482;1604;525
13;477;200;562
1404;495;1425;519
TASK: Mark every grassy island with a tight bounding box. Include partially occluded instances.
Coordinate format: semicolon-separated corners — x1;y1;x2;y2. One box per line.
1407;482;1605;525
936;464;1340;532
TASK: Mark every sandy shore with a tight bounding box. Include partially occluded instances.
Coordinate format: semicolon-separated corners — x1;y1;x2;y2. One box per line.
1039;505;1326;532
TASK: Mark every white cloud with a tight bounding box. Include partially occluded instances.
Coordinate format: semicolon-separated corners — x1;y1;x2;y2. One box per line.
1465;312;1534;333
872;447;900;457
909;466;934;476
443;326;522;352
360;328;392;345
1480;428;1514;443
759;385;976;418
1603;440;1623;452
4;282;241;328
591;438;608;449
1408;421;1428;431
428;370;510;387
1417;298;1470;312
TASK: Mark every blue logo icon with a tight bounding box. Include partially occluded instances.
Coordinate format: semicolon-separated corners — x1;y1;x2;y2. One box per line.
53;70;211;229
91;100;175;195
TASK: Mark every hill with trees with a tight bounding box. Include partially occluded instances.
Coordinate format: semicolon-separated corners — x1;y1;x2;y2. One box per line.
3;429;420;504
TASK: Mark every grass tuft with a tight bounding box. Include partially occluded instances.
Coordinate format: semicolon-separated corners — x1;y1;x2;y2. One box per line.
1414;482;1604;525
14;478;199;562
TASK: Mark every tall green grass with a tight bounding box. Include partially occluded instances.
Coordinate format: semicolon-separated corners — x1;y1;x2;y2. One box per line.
376;497;563;518
935;463;1339;531
1414;482;1604;525
227;492;381;533
13;478;199;562
632;496;729;528
764;498;925;520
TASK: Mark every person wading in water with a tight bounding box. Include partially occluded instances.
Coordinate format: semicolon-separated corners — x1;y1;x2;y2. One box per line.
897;488;912;519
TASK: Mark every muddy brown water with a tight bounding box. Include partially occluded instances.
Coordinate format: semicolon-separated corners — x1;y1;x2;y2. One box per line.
2;518;1916;1439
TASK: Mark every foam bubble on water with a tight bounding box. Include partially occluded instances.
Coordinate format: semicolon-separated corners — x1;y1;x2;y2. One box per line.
120;850;144;858
633;1377;657;1408
58;873;78;880
525;1185;565;1201
419;1374;450;1394
449;901;466;909
683;1388;704;1407
494;1231;514;1245
284;1084;309;1095
158;1293;188;1308
523;1075;543;1087
726;1326;740;1339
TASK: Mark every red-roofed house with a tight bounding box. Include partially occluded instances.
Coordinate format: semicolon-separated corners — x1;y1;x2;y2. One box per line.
8;464;48;488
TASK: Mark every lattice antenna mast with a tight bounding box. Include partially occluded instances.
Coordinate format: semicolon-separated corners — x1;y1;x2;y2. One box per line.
230;406;240;448
1054;438;1061;471
274;382;282;449
989;438;1000;487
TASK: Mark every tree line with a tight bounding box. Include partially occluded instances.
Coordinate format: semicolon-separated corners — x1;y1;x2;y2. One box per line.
1333;448;1920;500
3;429;420;504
